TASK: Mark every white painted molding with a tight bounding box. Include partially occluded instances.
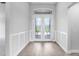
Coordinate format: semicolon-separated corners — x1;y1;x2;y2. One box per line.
56;40;68;53
10;41;29;56
30;40;55;42
55;31;68;53
16;41;29;56
9;31;29;56
9;31;28;36
56;31;68;35
68;2;78;9
55;31;79;54
66;50;79;54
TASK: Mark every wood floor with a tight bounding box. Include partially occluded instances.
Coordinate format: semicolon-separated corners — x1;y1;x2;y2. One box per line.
18;41;79;56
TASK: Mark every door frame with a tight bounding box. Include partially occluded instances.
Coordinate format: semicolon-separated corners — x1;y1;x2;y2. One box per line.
30;14;55;41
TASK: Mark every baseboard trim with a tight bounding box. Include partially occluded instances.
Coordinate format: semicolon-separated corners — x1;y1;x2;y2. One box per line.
56;40;79;54
9;31;29;56
30;40;56;42
16;41;29;56
67;50;79;54
56;40;68;53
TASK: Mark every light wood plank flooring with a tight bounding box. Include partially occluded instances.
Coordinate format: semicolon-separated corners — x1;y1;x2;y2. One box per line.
18;41;79;56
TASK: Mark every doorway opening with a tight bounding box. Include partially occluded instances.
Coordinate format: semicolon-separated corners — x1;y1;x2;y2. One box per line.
35;15;51;40
31;8;55;41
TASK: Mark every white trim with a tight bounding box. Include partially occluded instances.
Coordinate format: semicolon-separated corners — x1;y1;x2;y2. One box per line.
33;8;53;15
30;39;55;42
55;31;68;53
16;41;29;56
68;2;78;9
33;8;53;11
56;31;79;54
31;14;55;41
9;31;29;56
56;31;68;35
66;50;79;54
56;40;68;53
10;41;29;56
9;31;28;36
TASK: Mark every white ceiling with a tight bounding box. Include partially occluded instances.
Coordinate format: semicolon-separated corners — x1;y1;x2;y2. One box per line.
30;2;57;5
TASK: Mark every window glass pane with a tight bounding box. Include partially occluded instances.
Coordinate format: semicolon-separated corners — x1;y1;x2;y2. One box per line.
35;16;41;39
44;17;51;39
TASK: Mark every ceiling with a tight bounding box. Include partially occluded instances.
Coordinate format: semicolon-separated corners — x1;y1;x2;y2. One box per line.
29;2;57;5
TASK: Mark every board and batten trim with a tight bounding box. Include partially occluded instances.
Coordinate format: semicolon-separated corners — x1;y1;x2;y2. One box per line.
56;31;68;53
9;31;29;56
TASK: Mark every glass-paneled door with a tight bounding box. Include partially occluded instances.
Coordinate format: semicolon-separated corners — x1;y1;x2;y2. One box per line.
33;15;51;41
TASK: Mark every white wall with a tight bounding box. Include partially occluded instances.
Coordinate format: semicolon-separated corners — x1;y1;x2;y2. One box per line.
56;2;79;53
68;3;79;51
5;2;79;55
0;3;5;39
5;2;29;56
56;2;72;52
0;3;5;56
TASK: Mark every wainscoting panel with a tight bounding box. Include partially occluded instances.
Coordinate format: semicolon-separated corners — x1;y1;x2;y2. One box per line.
56;31;68;53
9;31;29;56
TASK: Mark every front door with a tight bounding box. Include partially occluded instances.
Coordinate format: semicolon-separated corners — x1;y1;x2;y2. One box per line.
32;15;52;41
